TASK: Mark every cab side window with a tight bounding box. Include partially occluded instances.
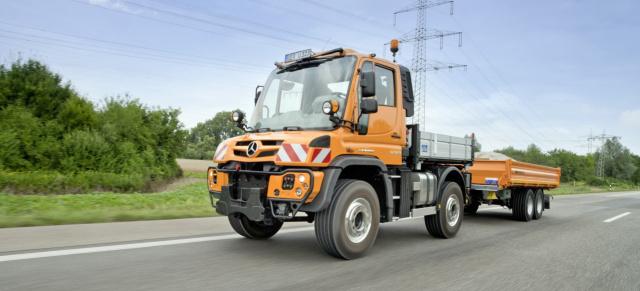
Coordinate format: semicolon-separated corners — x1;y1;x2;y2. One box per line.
374;65;395;107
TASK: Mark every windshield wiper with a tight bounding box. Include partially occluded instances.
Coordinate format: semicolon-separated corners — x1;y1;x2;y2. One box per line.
283;126;303;131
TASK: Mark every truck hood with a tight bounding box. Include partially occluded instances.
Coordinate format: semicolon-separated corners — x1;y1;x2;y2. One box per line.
213;131;334;166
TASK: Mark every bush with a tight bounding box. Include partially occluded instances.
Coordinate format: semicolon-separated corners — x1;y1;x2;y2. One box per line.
0;59;187;193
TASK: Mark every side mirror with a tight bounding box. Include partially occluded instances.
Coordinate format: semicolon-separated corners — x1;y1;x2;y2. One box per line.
255;85;263;105
360;98;378;114
360;71;375;97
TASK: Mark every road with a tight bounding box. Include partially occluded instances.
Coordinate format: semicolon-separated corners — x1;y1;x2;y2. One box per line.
1;191;639;290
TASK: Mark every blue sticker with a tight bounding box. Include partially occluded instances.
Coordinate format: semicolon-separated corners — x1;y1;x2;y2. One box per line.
485;178;498;185
421;145;428;153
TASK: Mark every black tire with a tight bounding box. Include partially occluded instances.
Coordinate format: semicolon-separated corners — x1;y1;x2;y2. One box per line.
532;189;544;220
228;213;283;239
464;203;479;214
314;179;380;259
425;182;464;238
512;188;534;222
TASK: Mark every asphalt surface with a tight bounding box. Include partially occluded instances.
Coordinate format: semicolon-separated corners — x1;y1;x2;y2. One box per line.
1;191;639;290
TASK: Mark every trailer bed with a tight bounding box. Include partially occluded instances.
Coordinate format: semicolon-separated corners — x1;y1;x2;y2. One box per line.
468;159;560;190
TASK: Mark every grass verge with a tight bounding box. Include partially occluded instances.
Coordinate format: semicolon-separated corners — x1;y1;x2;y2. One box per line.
0;178;217;228
547;183;638;195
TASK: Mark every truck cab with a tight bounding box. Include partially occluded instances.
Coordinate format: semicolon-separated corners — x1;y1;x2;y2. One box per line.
207;47;475;259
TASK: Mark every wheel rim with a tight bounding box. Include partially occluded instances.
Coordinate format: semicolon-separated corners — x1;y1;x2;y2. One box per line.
344;198;372;244
526;194;534;216
445;195;460;227
536;193;543;215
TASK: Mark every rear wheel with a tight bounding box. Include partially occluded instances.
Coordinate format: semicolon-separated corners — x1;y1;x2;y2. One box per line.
314;179;380;259
532;189;544;220
512;188;534;222
228;213;283;239
426;182;463;238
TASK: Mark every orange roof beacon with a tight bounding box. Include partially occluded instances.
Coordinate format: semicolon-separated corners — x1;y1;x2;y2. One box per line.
206;46;561;259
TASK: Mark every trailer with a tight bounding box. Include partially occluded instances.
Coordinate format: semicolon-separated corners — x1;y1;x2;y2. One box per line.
466;159;561;221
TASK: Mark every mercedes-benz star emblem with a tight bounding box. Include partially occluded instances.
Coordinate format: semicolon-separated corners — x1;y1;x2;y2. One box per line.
246;141;259;157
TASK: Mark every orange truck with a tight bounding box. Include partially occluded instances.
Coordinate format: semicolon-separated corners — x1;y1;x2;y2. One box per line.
466;159;560;221
206;44;560;259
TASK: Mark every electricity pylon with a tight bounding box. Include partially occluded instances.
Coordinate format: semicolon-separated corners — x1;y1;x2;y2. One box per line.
392;0;466;128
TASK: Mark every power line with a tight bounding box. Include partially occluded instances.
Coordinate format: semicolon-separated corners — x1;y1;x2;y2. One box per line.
0;33;266;74
0;21;270;69
149;0;351;49
247;0;390;41
448;14;570;139
67;0;293;50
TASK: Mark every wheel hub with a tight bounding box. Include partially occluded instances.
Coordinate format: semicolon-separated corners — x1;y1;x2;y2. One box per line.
527;194;534;216
536;193;543;214
445;195;460;227
345;198;372;244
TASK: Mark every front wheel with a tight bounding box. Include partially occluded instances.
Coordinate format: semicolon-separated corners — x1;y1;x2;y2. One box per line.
228;213;283;239
425;182;464;238
314;179;380;259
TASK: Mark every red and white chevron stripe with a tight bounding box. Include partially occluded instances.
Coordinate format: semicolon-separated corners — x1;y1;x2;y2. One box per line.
276;143;309;162
311;148;331;163
214;144;228;161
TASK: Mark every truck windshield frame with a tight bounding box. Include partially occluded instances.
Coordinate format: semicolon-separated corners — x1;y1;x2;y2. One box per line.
248;56;357;132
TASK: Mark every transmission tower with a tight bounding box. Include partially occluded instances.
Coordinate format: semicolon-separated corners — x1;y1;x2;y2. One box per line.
392;0;466;128
587;130;621;178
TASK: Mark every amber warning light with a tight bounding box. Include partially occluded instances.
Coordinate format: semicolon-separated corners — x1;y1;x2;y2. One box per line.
390;39;399;63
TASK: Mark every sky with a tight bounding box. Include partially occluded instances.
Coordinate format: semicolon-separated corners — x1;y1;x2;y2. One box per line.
1;0;639;155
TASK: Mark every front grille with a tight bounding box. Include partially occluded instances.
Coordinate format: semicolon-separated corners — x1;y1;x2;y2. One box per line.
257;150;278;157
234;150;248;157
236;140;283;146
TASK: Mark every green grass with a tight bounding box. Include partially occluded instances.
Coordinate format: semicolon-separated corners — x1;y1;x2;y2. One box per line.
547;183;638;195
0;178;218;228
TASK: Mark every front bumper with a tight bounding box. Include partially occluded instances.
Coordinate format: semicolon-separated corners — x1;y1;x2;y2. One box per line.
212;186;265;222
208;167;320;222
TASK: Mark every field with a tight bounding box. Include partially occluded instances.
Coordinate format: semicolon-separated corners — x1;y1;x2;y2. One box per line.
1;159;637;228
0;171;217;228
176;159;215;173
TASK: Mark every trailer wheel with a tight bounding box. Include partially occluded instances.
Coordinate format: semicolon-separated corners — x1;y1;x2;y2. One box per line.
314;179;380;259
464;203;479;214
228;213;283;239
512;189;534;222
532;189;544;220
425;182;463;238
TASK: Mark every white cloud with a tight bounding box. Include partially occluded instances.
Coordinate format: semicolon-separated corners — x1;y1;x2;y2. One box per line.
620;108;640;127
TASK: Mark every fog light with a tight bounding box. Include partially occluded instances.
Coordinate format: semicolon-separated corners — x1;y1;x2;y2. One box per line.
274;189;280;196
298;175;305;183
296;188;302;196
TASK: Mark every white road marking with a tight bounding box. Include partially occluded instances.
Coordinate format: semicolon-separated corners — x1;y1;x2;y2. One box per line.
610;192;640;197
603;212;631;223
0;227;314;263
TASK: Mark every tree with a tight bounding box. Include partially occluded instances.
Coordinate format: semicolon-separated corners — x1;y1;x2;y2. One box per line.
182;110;244;160
495;146;526;161
465;134;481;152
596;137;636;180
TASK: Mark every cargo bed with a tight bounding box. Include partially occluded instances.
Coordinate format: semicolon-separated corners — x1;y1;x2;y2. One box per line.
468;159;560;190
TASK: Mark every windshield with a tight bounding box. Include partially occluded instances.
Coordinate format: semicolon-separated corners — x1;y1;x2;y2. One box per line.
248;56;357;131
